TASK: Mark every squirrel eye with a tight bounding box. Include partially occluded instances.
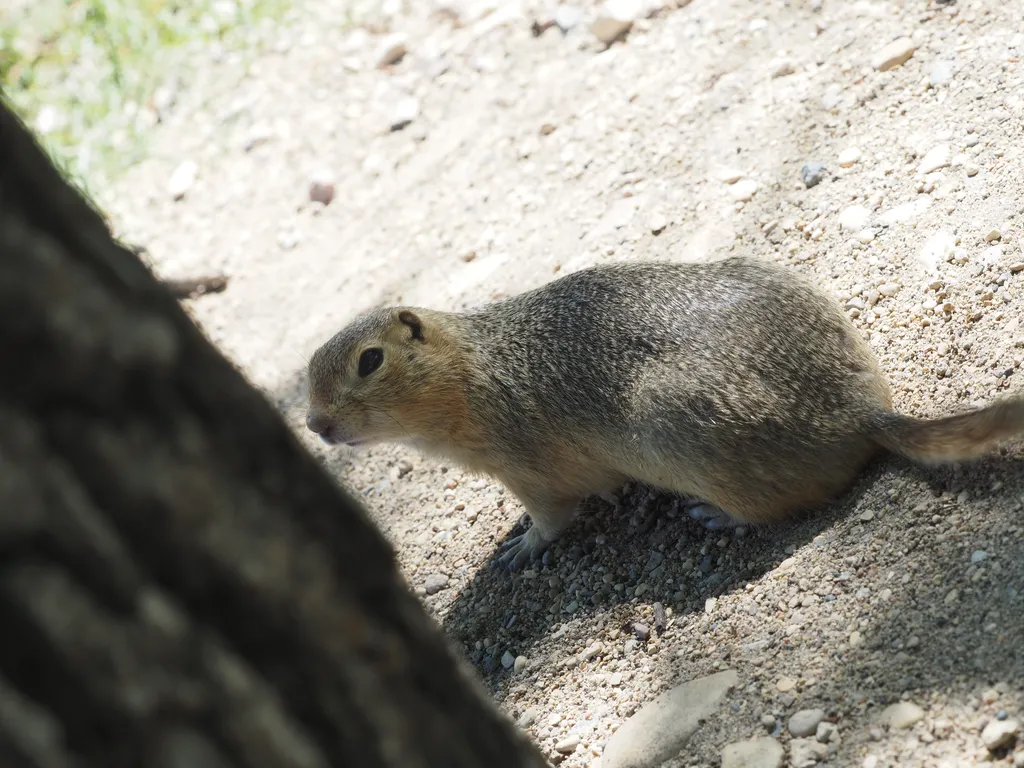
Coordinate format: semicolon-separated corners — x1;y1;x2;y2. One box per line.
357;348;384;378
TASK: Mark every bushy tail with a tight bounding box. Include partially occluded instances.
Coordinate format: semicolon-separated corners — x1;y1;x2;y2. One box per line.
871;395;1024;465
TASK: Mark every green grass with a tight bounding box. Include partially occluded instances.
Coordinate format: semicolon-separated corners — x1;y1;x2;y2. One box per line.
1;0;291;203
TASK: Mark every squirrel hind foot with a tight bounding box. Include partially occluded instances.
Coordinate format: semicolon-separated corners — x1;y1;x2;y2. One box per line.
684;502;743;531
497;527;552;572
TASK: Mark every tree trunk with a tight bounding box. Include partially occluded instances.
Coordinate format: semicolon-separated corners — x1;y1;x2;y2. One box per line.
0;98;548;768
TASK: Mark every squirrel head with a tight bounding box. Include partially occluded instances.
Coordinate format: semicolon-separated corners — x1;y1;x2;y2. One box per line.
305;307;466;447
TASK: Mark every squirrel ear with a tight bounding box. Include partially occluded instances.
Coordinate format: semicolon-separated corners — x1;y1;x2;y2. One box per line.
398;310;425;341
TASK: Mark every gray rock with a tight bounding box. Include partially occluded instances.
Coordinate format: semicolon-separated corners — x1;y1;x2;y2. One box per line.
879;701;924;730
801;162;827;188
601;670;738;768
424;573;449;594
790;737;829;767
789;708;826;738
720;736;783;768
981;719;1019;752
816;721;838;743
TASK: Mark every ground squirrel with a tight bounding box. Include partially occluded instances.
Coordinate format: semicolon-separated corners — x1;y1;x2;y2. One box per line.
305;257;1024;570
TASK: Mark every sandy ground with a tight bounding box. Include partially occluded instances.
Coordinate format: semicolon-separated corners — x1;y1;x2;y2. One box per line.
108;0;1024;764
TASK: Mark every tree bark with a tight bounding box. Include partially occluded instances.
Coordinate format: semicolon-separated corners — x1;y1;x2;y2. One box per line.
0;98;548;768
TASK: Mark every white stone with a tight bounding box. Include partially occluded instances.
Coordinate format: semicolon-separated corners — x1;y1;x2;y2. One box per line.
981;719;1019;752
168;160;198;201
718;167;745;185
918;144;951;175
554;734;581;754
838;205;870;231
554;5;584;31
880;198;930;226
838;147;862;167
729;179;759;202
391;97;420;130
771;59;796;78
919;231;956;271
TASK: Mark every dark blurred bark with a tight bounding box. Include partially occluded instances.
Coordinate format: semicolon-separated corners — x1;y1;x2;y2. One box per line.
0;97;548;768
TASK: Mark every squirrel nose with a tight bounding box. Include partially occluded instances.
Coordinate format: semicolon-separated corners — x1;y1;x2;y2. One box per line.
306;411;331;435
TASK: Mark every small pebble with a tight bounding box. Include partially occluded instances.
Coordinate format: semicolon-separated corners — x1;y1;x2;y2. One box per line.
168;159;198;200
790;737;829;766
801;162;827;188
374;32;408;69
554;5;584;32
518;707;540;728
719;167;745;184
391;97;420;131
971;550;988;564
880;701;924;730
838;147;862;167
729;179;759;202
590;0;639;45
721;736;784;768
424;573;449;594
308;173;335;206
981;719;1019;752
789;709;826;738
929;59;955;87
277;229;300;251
838;205;870;231
816;721;838;743
554;734;581;754
918;144;951;175
514;655;528;673
871;37;916;71
776;677;797;692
